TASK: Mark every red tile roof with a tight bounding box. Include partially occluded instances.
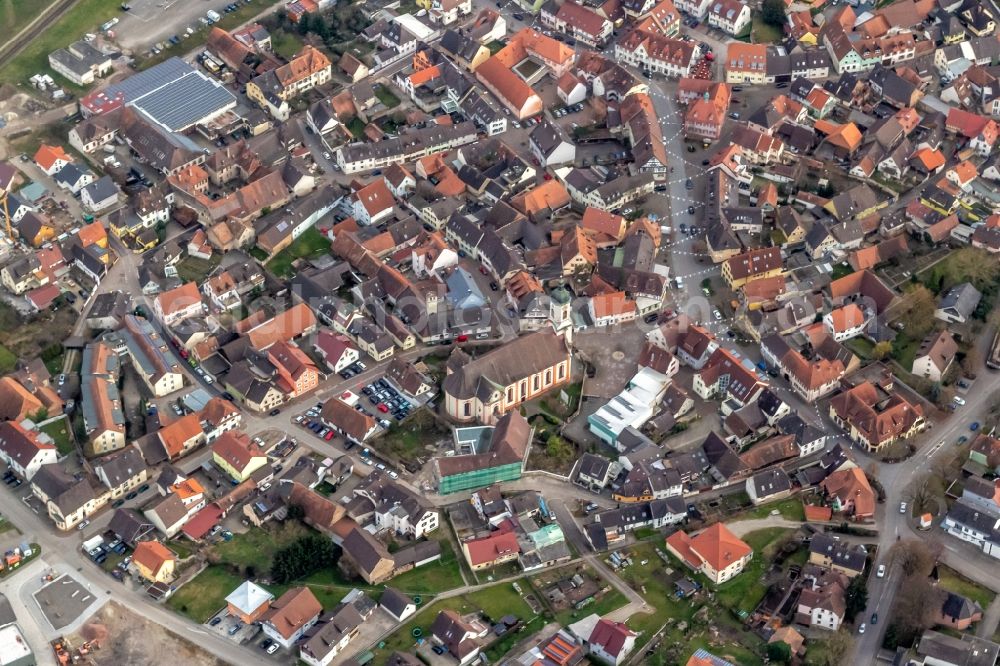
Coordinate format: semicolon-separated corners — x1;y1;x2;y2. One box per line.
463;531;520;567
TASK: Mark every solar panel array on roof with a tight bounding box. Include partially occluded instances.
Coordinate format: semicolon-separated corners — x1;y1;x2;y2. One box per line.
100;57;193;104
132;69;236;132
84;57;236;132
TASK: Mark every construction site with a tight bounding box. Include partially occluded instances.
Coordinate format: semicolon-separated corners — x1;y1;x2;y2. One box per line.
66;603;226;666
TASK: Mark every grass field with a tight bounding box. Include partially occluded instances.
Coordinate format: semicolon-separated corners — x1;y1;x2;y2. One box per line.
174;255;220;284
270;28;305;60
714;528;791;614
0;516;20;535
167;566;243;622
554;585;628;625
0;0;124;87
1;0;62;40
0;345;16;374
385;536;465;595
937;564;996;609
374;580;539;661
264;227;330;277
40;418;74;456
374;84;401;109
735;498;805;522
211;521;311;576
377;409;449;467
751;14;783;43
614;542;765;665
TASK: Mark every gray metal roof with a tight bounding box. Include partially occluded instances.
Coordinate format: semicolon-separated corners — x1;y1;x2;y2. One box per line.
130;67;236;132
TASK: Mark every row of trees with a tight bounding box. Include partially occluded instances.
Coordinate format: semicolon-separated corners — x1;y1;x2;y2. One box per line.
272;7;371;47
270;531;338;584
883;539;948;650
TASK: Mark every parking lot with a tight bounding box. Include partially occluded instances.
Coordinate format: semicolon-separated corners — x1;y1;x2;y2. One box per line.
113;0;257;51
205;609;261;645
33;574;100;631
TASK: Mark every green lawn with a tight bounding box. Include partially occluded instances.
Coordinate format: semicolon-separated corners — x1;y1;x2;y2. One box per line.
891;334;920;372
751;15;784;43
264;227;331;277
347;116;366;139
211;521;311;576
0;345;16;374
376;409;449;467
386;536;465;595
831;262;854;281
614;543;764;665
845;337;875;360
167;566;244;622
1;0;62;40
553;585;628;625
714;528;792;615
174;255;221;284
0;0;125;86
270;28;305;61
165;539;195;560
735;498;805;522
0;516;20;535
374;85;401;109
937;565;996;609
374;580;538;661
40;418;74;456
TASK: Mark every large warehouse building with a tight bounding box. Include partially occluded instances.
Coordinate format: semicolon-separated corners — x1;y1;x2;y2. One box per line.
80;57;236;132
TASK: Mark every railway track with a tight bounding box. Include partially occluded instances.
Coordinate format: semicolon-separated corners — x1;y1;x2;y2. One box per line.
0;0;80;71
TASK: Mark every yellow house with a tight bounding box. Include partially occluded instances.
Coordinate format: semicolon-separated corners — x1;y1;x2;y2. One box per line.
211;431;268;482
131;540;177;583
721;247;784;290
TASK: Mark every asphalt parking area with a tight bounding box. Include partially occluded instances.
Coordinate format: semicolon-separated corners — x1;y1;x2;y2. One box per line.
33;574;97;630
574;326;647;399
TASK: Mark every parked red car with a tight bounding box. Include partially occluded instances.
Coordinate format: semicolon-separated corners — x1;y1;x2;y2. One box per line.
377;404;389;413
456;334;469;342
324;430;335;441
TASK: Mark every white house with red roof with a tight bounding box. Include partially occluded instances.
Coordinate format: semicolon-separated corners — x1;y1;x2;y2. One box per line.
568;615;637;666
461;530;520;570
665;522;753;583
313;330;360;373
351;180;395;226
34;145;72;176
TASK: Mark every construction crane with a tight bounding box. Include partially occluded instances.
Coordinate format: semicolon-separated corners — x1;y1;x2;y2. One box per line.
0;187;9;239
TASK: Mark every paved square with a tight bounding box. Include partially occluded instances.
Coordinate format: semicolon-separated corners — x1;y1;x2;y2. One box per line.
33;574;97;630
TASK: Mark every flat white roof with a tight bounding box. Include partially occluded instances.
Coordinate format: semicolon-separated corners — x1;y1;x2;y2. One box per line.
0;625;32;665
393;13;435;41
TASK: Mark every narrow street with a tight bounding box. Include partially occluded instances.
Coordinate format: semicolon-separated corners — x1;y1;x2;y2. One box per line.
0;480;274;666
849;349;1000;663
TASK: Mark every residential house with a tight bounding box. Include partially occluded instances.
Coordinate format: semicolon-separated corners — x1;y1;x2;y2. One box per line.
212;431;268;482
707;0;750;36
935;282;982;323
808;533;866;577
821;467;876;521
462;531;520;570
829;379;925;453
261;587;324;649
664;523;753;584
430;610;488;666
130;540;177;583
912;330;958;382
226;581;275;624
0;422;58;481
93;447;149;499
